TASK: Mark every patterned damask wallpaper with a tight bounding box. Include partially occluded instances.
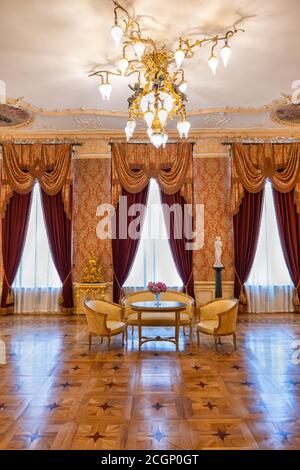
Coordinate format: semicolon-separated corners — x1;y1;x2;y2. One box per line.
72;157;113;282
193;156;234;282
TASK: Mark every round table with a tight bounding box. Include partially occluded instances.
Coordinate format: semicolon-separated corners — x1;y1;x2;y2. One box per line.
130;301;187;351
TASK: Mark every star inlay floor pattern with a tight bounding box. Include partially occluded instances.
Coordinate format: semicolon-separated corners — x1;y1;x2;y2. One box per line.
0;313;300;449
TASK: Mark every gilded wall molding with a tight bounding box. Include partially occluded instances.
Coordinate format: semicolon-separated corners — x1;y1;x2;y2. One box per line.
2;127;300;141
193;152;229;158
0;126;300;145
74;153;110;160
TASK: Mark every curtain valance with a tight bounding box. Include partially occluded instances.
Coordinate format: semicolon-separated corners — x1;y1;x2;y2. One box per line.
112;142;193;206
1;143;72;218
231;142;300;215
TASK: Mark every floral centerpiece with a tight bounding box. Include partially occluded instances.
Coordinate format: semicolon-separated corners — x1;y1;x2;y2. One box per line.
148;281;167;304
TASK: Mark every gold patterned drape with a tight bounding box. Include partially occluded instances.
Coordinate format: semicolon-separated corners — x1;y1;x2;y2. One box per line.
231;142;300;215
112;142;193;205
1;143;73;218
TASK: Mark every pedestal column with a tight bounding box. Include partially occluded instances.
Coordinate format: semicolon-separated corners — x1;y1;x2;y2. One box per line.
214;266;224;298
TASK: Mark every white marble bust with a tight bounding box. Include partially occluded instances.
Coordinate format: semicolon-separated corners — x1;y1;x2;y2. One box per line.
214;236;224;268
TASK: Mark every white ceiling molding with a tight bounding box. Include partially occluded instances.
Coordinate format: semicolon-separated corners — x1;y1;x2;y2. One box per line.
6;95;290;118
1;95;299;133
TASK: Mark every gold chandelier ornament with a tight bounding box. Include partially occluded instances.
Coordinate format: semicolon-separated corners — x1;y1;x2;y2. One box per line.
89;0;244;148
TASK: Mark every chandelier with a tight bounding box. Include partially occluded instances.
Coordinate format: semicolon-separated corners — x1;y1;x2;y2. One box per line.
90;0;244;148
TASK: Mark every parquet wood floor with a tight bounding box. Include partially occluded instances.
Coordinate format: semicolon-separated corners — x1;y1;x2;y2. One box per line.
0;313;300;450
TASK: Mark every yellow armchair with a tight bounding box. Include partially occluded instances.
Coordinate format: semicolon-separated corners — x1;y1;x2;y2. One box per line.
84;298;126;350
196;298;239;351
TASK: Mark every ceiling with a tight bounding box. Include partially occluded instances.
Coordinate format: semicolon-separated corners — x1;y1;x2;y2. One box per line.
1;0;300;131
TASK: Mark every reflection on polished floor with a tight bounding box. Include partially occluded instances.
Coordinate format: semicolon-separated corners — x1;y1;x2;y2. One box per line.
0;314;300;450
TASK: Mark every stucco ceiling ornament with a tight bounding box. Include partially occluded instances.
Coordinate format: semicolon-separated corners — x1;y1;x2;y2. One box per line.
0;103;34;128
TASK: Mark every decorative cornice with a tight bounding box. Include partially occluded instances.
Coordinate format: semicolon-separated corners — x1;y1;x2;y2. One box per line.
187;97;289;116
6;97;129;118
6;96;289;119
74;117;103;129
2;127;300;141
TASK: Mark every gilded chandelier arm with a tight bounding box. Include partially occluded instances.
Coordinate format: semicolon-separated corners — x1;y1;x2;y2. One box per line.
88;69;141;81
89;0;245;147
178;27;245;59
113;0;143;41
113;0;130;24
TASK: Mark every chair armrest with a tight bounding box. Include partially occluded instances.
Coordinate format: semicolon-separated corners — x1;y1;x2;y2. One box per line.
85;306;110;336
199;303;220;321
103;300;122;321
93;310;108;320
215;310;237;335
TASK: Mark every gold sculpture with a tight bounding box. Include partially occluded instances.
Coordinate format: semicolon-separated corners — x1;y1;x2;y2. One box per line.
81;253;104;283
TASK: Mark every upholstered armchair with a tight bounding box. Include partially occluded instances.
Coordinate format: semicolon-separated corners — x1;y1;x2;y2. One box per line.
84;298;126;350
196;298;239;351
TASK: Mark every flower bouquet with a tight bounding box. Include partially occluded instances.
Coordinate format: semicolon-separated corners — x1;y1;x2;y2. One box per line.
148;281;167;304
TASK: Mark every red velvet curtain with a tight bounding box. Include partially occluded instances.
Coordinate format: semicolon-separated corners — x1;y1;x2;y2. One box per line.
160;190;194;298
1;191;32;311
40;188;74;310
273;188;300;298
233;188;264;299
112;185;149;303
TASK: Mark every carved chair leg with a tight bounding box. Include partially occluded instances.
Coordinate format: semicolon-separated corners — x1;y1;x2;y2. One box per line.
125;326;128;343
189;325;193;343
233;333;237;351
131;325;134;336
88;334;92;350
218;336;222;345
107;336;111;351
183;327;186;336
214;336;218;352
122;331;125;347
197;329;200;346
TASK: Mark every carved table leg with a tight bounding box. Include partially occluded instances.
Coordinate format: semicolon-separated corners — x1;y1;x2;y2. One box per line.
76;288;81;320
175;311;180;352
138;311;142;352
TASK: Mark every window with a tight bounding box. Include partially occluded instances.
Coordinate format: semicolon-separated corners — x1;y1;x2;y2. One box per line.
246;181;294;312
124;179;183;289
13;184;62;313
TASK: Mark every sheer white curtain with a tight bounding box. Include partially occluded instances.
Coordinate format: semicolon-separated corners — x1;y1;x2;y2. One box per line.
246;181;294;313
13;184;62;313
124;179;183;292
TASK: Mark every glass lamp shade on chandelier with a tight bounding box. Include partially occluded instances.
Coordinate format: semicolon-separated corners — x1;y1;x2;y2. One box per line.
90;0;244;148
